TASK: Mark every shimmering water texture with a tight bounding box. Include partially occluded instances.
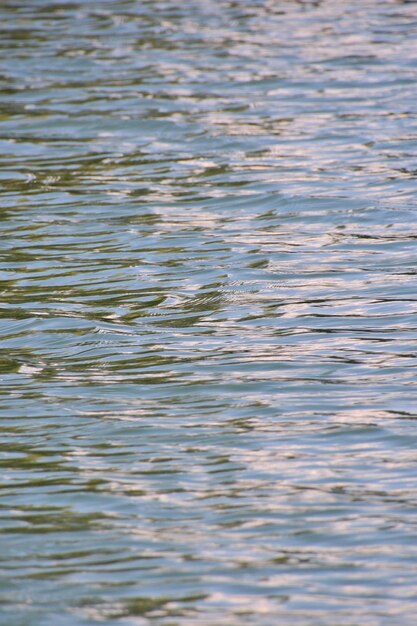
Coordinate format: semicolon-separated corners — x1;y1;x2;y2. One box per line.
1;0;417;624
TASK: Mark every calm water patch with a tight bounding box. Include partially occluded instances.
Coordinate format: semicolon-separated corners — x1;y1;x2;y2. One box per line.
1;0;417;624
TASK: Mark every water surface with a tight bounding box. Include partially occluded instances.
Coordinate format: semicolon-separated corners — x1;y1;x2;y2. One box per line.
1;0;417;624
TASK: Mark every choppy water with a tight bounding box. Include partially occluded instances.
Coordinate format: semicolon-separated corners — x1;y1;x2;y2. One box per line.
1;0;417;624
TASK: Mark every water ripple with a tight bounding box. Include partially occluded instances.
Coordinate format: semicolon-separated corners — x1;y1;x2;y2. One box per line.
1;0;417;624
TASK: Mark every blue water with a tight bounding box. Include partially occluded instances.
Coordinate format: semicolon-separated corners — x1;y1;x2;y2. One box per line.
1;1;417;624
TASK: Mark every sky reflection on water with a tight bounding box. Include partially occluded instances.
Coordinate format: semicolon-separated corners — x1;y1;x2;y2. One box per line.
1;0;417;624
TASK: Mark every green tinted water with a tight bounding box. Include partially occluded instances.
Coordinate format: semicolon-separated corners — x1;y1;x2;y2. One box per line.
1;1;417;624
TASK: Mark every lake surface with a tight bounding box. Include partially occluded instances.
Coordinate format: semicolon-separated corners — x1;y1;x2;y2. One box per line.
1;0;417;624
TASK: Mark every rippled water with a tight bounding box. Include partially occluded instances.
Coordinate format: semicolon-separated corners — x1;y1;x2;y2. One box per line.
1;0;417;624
